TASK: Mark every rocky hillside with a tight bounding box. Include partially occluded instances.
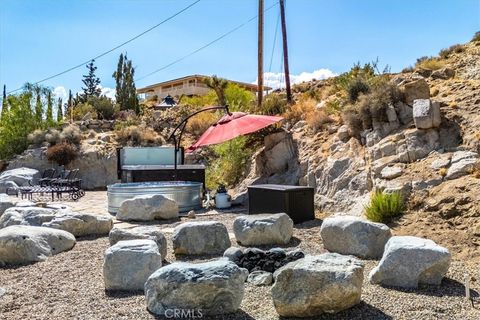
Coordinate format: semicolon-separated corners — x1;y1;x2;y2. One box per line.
238;39;480;261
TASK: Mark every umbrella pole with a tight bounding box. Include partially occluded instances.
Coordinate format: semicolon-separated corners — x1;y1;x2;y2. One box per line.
168;105;230;181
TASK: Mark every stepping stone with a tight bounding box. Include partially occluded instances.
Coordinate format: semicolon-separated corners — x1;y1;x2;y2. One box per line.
172;221;230;255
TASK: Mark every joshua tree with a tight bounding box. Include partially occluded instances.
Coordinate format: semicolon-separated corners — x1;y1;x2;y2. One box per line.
204;75;228;106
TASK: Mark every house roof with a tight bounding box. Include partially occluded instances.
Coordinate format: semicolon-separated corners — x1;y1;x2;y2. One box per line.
137;74;271;93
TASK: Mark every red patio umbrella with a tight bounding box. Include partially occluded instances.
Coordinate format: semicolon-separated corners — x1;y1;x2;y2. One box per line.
187;111;283;152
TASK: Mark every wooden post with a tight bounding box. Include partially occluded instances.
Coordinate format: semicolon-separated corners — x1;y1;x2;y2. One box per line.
257;0;264;109
280;0;292;103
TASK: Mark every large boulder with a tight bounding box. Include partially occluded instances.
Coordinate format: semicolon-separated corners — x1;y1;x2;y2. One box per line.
0;195;15;215
0;207;113;237
413;99;441;129
401;78;430;105
42;213;113;237
0;167;40;193
145;260;248;316
0;225;76;265
172;221;231;255
0;207;57;228
109;226;167;260
320;216;391;259
116;194;179;221
271;253;364;317
445;151;479;180
103;239;162;291
369;236;451;288
233;213;293;246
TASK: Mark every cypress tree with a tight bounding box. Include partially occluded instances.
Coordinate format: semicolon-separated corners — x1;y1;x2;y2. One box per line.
113;53;139;113
82;60;101;101
34;90;43;124
1;84;7;119
57;97;63;122
46;91;53;123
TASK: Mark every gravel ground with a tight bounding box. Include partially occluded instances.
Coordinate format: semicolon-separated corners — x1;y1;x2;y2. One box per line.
1;193;480;319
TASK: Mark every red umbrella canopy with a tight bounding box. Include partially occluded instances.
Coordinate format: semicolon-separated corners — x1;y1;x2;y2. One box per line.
187;112;283;152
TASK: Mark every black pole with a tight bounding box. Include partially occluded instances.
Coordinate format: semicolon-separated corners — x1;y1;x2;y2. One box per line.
168;105;230;180
280;0;292;103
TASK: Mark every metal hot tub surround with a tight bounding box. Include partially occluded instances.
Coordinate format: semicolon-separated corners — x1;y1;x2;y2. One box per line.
107;181;203;214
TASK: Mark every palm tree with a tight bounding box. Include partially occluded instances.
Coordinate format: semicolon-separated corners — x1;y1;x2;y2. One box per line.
204;75;228;106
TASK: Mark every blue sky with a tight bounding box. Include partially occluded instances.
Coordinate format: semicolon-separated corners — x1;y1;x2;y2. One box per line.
1;0;479;100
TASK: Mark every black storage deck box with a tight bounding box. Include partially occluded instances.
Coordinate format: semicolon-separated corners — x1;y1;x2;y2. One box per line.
247;184;315;224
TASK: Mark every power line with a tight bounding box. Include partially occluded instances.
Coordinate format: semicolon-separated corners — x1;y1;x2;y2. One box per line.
7;0;201;94
136;1;279;82
268;11;281;73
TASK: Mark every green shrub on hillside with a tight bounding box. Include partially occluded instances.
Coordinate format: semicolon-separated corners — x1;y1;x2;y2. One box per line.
364;191;405;223
472;31;480;42
261;93;288;115
206;136;253;190
225;83;255;112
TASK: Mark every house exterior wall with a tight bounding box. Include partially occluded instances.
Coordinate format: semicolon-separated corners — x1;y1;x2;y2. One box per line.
144;79;210;99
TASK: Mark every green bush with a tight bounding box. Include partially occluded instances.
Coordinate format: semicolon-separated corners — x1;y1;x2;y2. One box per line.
224;83;255;112
364;191;405;223
347;78;370;103
87;96;117;120
46;142;78;166
72;102;97;120
206;136;253;189
261;93;288;115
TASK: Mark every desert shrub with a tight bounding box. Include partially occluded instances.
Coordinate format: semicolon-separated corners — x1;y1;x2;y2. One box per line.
364;191;405;223
60;124;82;145
401;66;414;73
438;167;448;177
147;94;158;102
306;109;334;132
46;142;78;166
115;125;164;147
72;102;97;120
45;129;61;145
87;96;117;120
261;93;288;115
342;81;404;136
206;136;252;189
472;31;480;42
415;57;446;70
439;44;465;59
284;97;316;123
186;111;218;137
114;110;137;121
347;78;370;103
27;129;46;146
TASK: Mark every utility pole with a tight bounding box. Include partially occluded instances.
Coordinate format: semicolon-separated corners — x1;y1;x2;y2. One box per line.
280;0;292;103
257;0;264;109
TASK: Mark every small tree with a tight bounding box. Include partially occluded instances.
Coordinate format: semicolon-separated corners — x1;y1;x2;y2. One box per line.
81;60;101;101
113;53;139;113
204;75;228;106
46;91;54;123
57;97;63;122
1;85;7;119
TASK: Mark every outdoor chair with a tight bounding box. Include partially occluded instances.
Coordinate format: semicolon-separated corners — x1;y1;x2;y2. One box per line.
38;168;57;187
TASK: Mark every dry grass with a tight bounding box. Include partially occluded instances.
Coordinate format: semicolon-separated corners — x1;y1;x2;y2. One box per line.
306;109;334;132
186;111;218;137
416;58;446;71
438;167;448;177
115;125;164;147
284;97;316;123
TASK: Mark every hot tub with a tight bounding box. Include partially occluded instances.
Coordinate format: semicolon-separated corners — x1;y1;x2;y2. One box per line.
107;181;203;214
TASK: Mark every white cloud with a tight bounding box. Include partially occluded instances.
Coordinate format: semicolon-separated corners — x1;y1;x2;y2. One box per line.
53;86;68;102
53;85;116;101
99;85;116;100
255;68;337;89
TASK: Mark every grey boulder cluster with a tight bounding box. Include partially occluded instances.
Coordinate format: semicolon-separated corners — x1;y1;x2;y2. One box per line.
0;199;113;266
320;215;451;289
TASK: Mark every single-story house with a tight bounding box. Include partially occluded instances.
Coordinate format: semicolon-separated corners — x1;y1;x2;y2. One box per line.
137;74;271;101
